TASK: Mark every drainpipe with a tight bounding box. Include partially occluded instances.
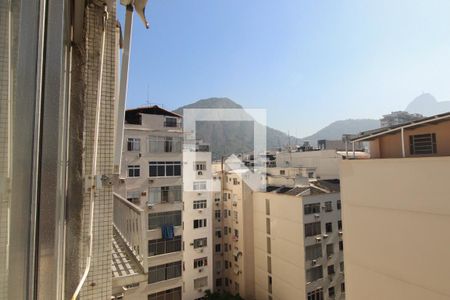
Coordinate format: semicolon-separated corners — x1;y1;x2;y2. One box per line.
401;128;406;158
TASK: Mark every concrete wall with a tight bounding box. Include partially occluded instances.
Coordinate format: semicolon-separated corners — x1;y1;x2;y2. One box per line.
276;150;341;179
341;157;450;300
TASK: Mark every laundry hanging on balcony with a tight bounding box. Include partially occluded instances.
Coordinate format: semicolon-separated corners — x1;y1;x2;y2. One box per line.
161;224;174;240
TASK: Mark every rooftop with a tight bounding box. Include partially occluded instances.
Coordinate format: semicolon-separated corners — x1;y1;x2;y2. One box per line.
265;179;340;196
125;105;181;125
352;111;450;142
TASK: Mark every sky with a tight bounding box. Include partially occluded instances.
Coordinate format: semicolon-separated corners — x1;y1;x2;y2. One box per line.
118;0;450;137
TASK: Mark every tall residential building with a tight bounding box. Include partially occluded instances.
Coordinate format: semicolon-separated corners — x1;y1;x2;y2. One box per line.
212;162;345;300
212;166;255;299
112;106;213;299
380;111;423;128
254;174;344;300
341;112;450;300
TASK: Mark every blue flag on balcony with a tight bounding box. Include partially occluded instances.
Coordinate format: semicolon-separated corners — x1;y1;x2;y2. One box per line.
161;224;174;240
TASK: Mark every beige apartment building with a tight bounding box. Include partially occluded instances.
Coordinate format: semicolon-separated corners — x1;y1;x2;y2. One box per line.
213;166;256;299
341;112;450;300
254;173;345;300
112;106;213;300
212;162;345;300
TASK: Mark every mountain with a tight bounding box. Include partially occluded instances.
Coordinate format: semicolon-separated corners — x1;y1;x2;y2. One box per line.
301;119;380;142
405;93;450;116
173;98;302;159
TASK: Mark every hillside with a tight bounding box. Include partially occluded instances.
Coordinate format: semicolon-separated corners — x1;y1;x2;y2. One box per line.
173;98;301;159
301;119;380;142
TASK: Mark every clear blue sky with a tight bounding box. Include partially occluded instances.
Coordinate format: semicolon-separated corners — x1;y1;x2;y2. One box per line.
118;0;450;137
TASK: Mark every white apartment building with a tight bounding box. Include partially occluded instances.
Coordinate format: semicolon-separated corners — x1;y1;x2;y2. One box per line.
112;106;213;300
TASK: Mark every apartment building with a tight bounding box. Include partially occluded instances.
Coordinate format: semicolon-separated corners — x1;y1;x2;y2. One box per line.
276;149;368;179
254;177;345;300
341;112;450;300
112;106;213;299
213;167;255;299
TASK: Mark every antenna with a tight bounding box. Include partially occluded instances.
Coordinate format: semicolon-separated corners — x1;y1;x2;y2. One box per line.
146;84;150;105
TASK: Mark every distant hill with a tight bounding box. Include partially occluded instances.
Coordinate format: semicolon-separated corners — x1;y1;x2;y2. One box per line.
405;93;450;116
301;119;380;143
173;98;302;159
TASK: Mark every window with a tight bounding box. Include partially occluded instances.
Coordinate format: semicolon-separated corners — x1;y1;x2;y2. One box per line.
193;181;207;191
194;276;208;289
215;210;221;219
149;186;182;204
267;237;271;254
328;286;335;298
223;193;228;201
148;287;181;300
195;161;207;171
235;282;239;293
267;256;272;273
164;117;178;127
268;276;272;293
225;278;229;286
149;161;181;177
326;244;334;257
341;282;345;293
148;261;182;283
279;169;285;175
193;219;207;229
216;260;222;271
193;238;207;248
223;209;228;218
215;229;222;238
193;200;207;209
216;278;222;287
339;241;344;251
127;191;140;203
148;211;182;230
148;236;182;256
224;260;229;269
266;199;270;215
308;171;314;179
148;136;182;153
307;288;323;300
326;222;333;233
337;200;341;210
304;203;321;215
340;262;344;273
234;229;239;238
338;220;342;231
266;218;271;234
327;264;335;275
127;138;141;151
215;244;221;253
233;178;239;185
194;257;208;268
224;226;228;235
305;244;322;261
304;222;321;237
306;266;323;282
224;243;228;252
128;165;140;177
234;211;238;220
324;201;333;212
410;133;437;155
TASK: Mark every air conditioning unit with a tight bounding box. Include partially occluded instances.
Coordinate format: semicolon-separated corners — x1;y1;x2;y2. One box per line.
312;259;317;265
148;179;154;183
314;214;320;218
198;289;203;293
198;268;203;273
323;234;329;239
197;193;202;196
138;152;142;158
315;236;322;242
328;255;332;259
141;191;147;196
215;203;219;206
339;231;343;236
198;210;202;213
147;203;154;209
197;171;203;175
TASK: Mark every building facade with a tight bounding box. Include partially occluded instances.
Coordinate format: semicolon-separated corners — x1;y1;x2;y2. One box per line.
113;106;213;299
254;178;345;300
341;113;450;300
